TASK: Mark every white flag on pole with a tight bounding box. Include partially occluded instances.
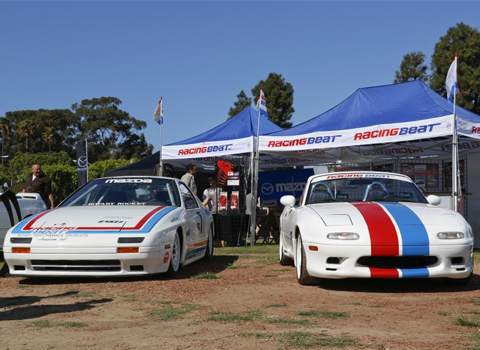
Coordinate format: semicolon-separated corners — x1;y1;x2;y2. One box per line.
445;54;460;103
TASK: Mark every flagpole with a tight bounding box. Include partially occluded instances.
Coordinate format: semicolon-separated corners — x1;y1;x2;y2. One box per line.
159;122;163;175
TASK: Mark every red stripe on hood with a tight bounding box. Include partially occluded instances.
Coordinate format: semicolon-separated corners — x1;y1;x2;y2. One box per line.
351;202;399;256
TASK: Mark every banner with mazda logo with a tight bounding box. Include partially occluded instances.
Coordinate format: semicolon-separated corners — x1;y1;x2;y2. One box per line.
258;169;314;206
76;140;88;188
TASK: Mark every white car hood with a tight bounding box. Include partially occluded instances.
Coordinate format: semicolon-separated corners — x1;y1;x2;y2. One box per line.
310;201;462;228
9;205;177;235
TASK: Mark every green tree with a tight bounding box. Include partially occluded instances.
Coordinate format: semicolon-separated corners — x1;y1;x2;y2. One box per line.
72;97;153;162
228;90;252;119
430;22;480;115
8;151;73;182
394;52;429;83
88;159;132;179
4;109;78;156
0;117;9;165
251;73;294;128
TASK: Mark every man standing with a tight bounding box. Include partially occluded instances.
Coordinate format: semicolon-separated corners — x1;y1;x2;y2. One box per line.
25;163;55;209
180;164;197;195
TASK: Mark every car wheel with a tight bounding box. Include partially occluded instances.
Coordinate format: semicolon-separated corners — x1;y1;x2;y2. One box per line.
165;231;181;276
203;226;214;260
296;234;319;285
279;233;293;266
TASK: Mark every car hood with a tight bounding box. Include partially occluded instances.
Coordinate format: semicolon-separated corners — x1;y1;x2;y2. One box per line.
309;201;464;229
9;205;177;235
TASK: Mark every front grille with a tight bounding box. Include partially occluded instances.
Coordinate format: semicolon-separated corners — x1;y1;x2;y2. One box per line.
31;260;121;272
357;256;438;269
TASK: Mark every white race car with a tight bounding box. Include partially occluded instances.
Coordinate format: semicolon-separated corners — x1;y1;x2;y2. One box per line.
3;176;214;277
279;171;474;285
1;188;47;249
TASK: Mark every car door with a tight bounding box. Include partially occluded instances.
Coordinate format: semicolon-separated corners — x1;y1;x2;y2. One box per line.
178;183;204;260
281;203;296;253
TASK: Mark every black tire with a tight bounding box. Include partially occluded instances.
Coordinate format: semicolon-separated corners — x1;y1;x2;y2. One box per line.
279;233;293;266
295;234;319;285
203;226;214;260
165;231;182;277
0;261;9;278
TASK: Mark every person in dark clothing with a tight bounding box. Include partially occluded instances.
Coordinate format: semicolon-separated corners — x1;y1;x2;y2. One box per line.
24;163;55;209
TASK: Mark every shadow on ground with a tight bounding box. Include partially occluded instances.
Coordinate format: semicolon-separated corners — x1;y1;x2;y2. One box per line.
313;272;480;293
0;291;113;321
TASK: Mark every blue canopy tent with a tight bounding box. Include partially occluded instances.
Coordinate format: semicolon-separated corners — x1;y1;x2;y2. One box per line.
260;80;480;161
162;106;282;161
107;107;284;176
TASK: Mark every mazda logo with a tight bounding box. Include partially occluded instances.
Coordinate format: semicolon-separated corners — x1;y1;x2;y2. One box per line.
77;156;88;168
261;183;274;195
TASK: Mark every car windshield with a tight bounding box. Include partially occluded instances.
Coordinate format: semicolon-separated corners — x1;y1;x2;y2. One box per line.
305;174;428;205
60;178;181;207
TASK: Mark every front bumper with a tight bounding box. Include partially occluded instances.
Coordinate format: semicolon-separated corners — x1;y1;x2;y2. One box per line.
302;241;474;279
3;245;170;277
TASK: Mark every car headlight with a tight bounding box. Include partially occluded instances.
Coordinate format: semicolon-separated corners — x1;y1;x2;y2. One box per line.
437;232;465;239
327;232;360;240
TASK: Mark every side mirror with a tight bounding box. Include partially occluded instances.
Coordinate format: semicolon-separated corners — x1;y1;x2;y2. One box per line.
280;195;296;207
426;195;441;206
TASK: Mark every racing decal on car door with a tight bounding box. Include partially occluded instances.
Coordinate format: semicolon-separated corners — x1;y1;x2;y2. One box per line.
351;202;430;278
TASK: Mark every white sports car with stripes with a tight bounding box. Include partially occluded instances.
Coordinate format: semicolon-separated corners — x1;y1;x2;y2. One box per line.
3;176;214;277
279;172;474;285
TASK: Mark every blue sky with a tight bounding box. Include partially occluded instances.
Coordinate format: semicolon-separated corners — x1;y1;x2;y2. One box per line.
1;1;479;153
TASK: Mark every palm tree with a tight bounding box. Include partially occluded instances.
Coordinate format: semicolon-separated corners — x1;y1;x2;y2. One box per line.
42;126;56;152
16;120;33;150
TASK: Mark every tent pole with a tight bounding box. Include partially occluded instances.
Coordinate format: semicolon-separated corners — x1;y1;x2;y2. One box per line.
249;141;255;246
452;87;458;212
159;121;163;176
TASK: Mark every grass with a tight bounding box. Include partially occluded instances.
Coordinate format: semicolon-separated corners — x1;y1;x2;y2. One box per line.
207;309;264;323
474;251;480;263
191;271;219;279
215;245;278;255
455;316;480;327
297;310;349;319
150;303;199;321
279;331;356;349
28;320;88;328
266;303;287;308
267;318;312;326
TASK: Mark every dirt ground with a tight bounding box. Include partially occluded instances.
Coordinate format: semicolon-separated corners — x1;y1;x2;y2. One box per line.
1;246;480;350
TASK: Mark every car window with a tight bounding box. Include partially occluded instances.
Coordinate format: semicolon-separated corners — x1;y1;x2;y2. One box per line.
60;178;180;207
306;175;427;204
179;183;198;210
